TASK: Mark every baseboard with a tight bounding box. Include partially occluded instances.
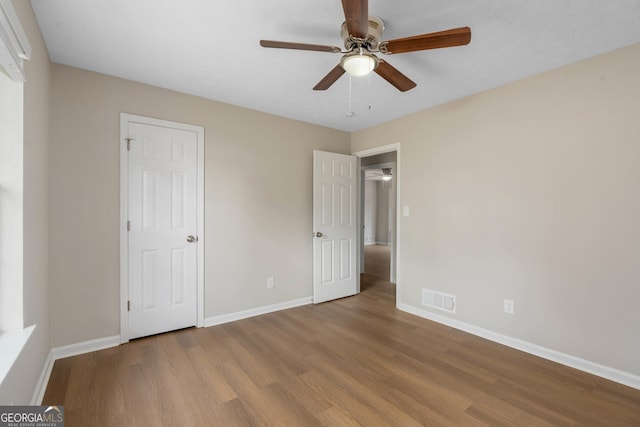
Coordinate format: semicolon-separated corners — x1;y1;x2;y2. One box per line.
31;335;120;404
375;241;391;246
31;350;53;405
397;303;640;390
204;297;312;327
51;335;120;361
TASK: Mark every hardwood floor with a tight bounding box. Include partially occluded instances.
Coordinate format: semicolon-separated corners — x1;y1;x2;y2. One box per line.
44;276;640;426
364;244;391;282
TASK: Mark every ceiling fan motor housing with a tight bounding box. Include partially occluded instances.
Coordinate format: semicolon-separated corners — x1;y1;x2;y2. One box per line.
341;16;384;51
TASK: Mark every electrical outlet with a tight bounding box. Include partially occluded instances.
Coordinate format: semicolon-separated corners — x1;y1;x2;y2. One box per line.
504;299;514;314
267;277;274;289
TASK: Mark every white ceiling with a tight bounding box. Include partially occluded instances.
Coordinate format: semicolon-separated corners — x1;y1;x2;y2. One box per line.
31;1;640;132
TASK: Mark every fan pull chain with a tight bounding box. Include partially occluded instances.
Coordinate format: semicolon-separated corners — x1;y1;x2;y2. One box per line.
349;74;352;114
345;75;354;118
368;72;372;110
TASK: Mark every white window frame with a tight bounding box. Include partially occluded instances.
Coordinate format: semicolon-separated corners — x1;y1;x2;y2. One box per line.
0;0;31;81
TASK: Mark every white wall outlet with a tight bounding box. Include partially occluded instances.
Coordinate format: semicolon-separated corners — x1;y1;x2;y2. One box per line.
267;277;274;289
403;206;410;217
504;299;514;314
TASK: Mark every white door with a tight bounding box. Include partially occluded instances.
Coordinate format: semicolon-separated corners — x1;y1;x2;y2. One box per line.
126;120;199;339
313;150;358;303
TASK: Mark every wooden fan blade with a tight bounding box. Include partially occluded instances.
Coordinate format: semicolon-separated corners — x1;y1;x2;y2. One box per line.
313;65;346;90
381;27;471;54
374;60;416;92
341;0;368;39
260;40;342;53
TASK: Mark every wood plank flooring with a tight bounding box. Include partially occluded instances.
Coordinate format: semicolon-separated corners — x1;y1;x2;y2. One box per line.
44;273;640;426
364;244;391;282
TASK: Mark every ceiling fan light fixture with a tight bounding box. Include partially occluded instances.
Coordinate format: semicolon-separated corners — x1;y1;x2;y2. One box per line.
341;52;377;77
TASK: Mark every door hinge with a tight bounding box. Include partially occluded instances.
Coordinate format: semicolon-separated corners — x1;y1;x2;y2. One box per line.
125;138;133;151
127;220;131;231
127;300;130;311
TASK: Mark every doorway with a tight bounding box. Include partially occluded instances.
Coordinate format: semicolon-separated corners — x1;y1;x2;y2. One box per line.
354;144;399;303
362;161;395;282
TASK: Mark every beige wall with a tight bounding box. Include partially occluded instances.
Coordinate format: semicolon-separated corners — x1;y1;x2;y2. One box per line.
352;43;640;375
0;0;51;404
50;64;350;346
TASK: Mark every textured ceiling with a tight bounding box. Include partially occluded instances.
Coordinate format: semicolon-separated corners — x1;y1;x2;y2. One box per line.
31;0;640;132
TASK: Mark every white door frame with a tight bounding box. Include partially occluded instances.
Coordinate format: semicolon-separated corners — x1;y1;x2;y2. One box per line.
352;143;401;306
119;113;205;343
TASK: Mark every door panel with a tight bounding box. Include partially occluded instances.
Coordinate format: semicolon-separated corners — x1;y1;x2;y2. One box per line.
128;122;198;339
339;238;352;280
313;150;358;303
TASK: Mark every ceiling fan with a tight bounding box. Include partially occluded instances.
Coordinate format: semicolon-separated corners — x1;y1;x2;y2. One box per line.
260;0;471;92
365;168;393;181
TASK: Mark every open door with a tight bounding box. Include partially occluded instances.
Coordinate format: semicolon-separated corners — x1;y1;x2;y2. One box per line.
313;150;358;303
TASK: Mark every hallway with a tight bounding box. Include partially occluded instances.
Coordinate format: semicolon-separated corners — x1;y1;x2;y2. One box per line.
364;244;391;282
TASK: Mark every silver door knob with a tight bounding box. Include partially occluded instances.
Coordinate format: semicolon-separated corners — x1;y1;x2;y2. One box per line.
314;232;323;238
187;235;198;243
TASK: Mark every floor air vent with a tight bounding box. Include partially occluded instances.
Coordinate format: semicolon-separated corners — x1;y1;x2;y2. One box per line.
422;289;456;314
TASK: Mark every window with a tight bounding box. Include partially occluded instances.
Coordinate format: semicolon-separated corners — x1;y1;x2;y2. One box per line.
0;62;23;335
0;0;31;385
